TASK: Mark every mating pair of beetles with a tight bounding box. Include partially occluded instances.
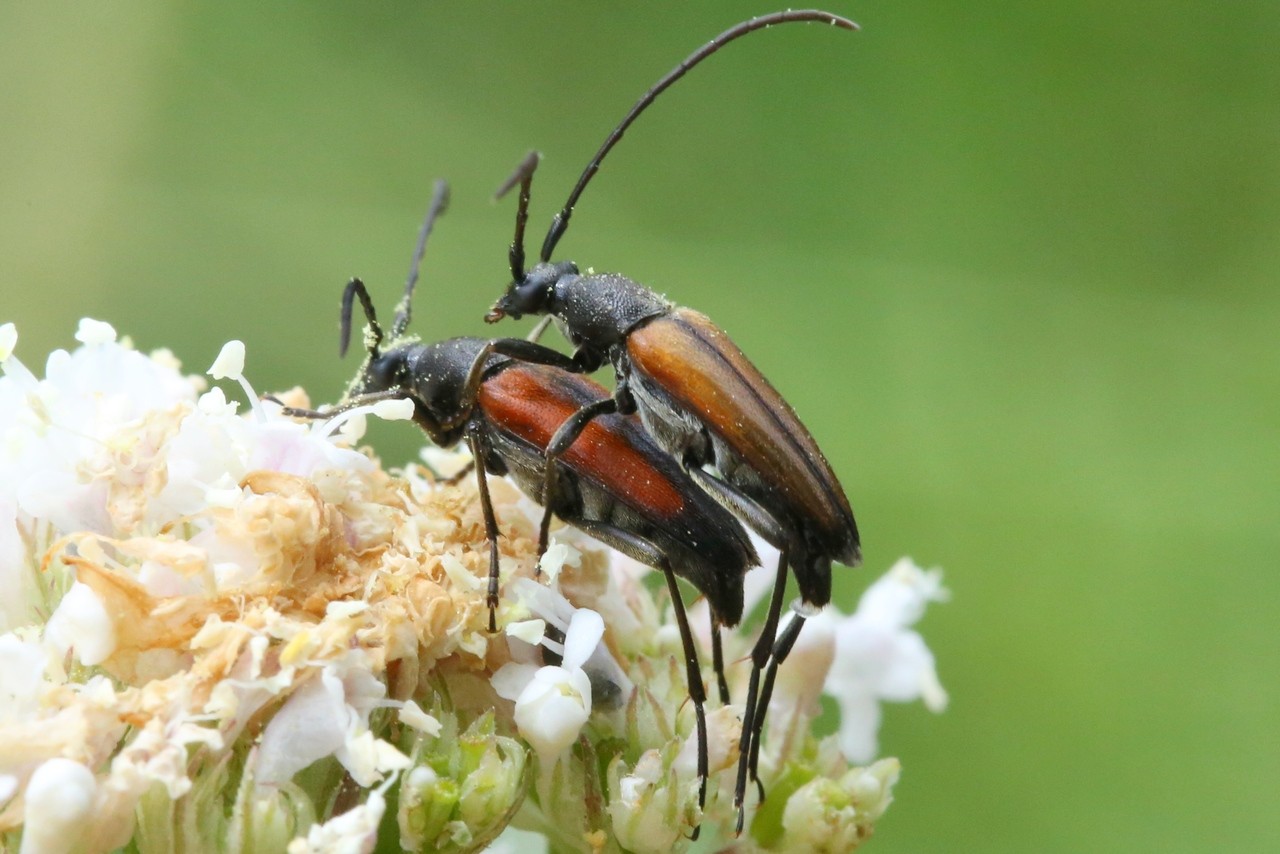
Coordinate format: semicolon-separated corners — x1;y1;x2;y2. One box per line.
291;10;861;836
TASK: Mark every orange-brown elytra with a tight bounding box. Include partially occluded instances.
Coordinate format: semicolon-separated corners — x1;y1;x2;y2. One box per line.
482;10;861;831
281;179;757;832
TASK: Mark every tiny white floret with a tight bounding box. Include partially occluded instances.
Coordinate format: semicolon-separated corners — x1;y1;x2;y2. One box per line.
537;541;580;580
0;773;16;804
506;619;547;645
45;582;116;667
74;317;117;346
513;665;592;764
371;398;415;421
398;700;442;736
208;340;246;380
0;323;16;360
20;758;97;854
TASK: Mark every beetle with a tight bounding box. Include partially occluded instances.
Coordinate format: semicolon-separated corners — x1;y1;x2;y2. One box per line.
481;10;861;828
281;180;758;827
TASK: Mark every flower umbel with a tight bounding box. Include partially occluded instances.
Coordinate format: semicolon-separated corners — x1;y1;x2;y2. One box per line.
0;321;947;852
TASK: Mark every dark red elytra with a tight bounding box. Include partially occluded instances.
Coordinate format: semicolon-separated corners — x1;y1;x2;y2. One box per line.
480;366;690;524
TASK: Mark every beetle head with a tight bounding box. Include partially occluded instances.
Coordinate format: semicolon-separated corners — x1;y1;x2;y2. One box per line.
349;344;411;398
486;260;577;322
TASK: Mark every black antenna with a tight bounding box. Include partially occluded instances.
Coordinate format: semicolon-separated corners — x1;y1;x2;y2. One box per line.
540;9;857;262
339;278;382;358
495;151;541;281
392;179;451;340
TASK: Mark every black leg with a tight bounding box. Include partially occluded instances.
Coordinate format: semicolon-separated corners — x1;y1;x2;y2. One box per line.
663;566;709;840
488;337;589;372
711;618;730;705
745;610;808;811
571;520;709;837
535;397;617;558
683;467;796;832
444;338;586;433
733;662;761;835
535;461;558;571
466;421;502;634
439;459;476;486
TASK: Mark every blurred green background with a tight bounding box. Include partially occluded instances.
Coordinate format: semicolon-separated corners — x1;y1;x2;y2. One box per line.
2;2;1277;851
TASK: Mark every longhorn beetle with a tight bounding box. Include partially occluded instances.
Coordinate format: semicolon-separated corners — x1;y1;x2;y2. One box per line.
281;180;758;830
482;10;861;830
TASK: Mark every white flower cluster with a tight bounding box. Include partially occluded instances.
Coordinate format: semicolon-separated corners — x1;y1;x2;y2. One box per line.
0;320;948;853
0;323;425;852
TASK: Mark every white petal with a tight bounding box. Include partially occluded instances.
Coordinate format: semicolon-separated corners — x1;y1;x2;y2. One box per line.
770;610;836;712
440;553;483;592
506;619;547;645
287;789;384;854
373;738;412;773
208;340;246;380
398;700;442;736
0;323;16;360
0;502;31;633
562;608;604;672
74;318;117;346
674;704;742;777
45;582;116;666
510;577;575;629
875;630;946;707
0;634;47;718
0;773;16;804
513;666;591;761
486;826;550;854
371;398;414;421
255;670;347;785
491;661;539;701
20;758;97;854
537;541;580;580
832;690;883;764
197;387;237;415
855;558;947;629
337;731;382;786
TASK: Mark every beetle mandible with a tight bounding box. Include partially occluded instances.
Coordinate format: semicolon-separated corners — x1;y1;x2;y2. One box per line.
481;10;862;828
281;180;758;828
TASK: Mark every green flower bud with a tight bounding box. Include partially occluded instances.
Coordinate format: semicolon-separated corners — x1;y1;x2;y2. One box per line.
605;742;695;854
397;711;527;852
775;758;901;853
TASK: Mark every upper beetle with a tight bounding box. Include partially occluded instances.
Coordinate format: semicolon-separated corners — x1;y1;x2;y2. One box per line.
482;10;862;826
284;180;758;829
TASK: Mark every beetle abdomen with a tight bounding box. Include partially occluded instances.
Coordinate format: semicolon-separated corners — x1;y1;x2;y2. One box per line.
627;308;860;572
477;362;756;623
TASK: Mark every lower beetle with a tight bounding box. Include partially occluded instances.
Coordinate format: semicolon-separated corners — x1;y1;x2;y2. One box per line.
284;180;758;828
481;11;862;828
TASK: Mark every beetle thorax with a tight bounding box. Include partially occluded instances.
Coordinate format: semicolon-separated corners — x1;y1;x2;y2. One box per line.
555;272;672;351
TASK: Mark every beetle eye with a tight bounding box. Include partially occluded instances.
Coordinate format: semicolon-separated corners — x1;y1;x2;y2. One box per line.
364;354;403;391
